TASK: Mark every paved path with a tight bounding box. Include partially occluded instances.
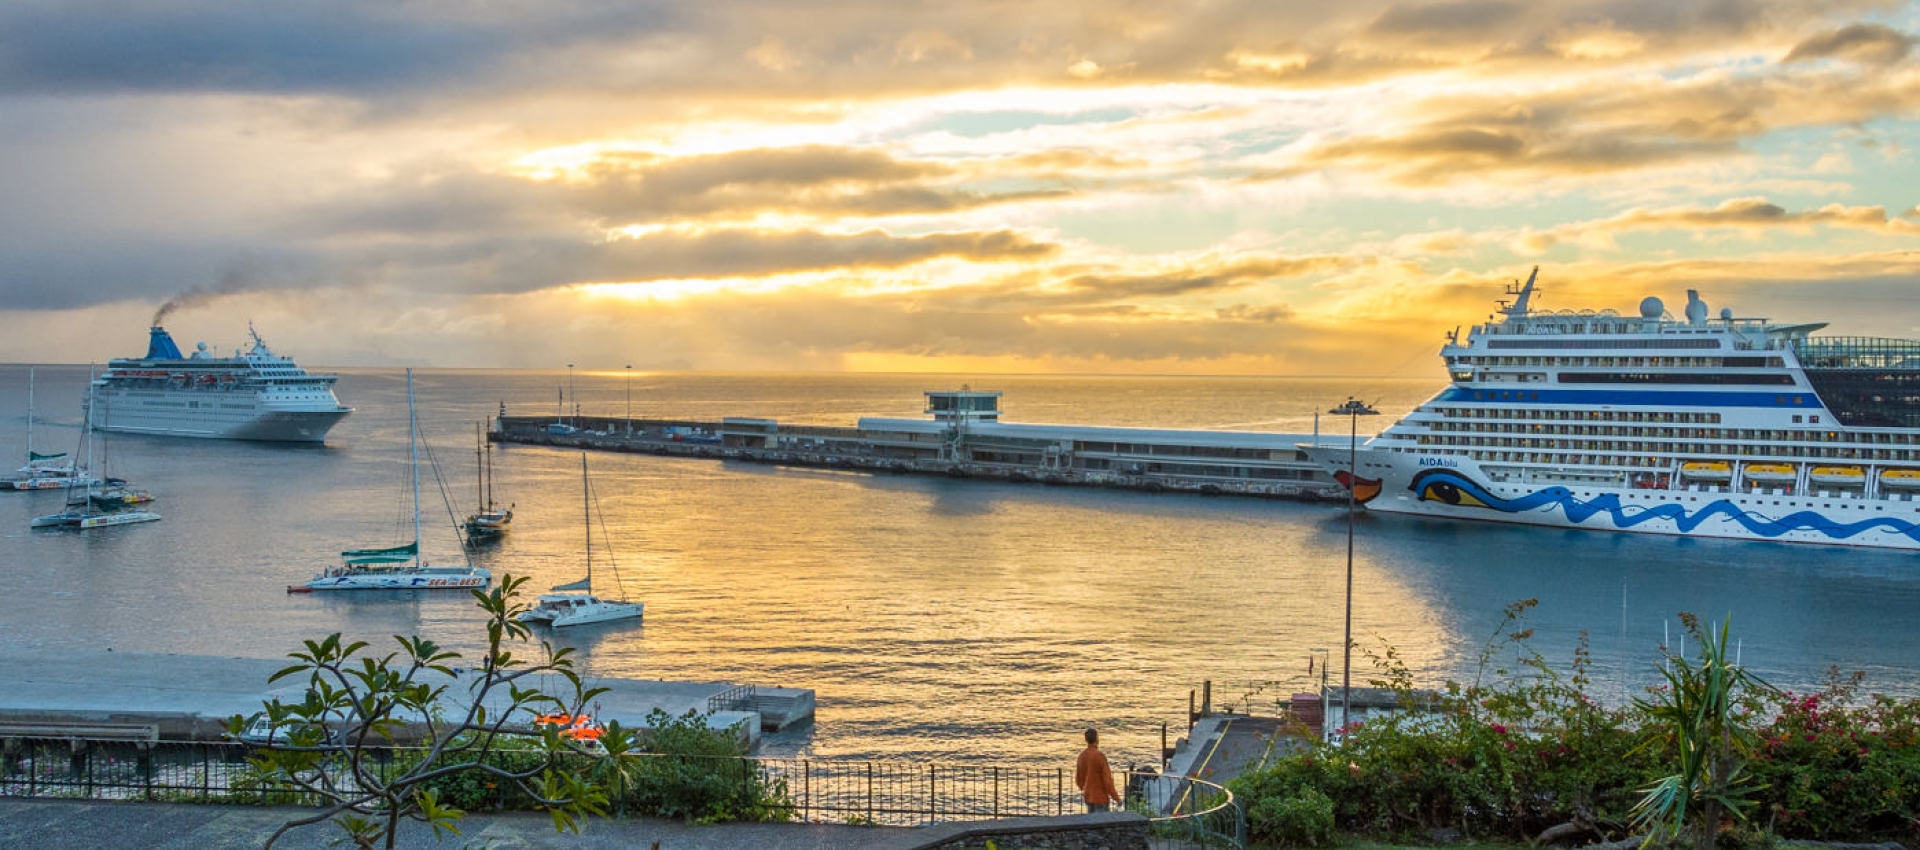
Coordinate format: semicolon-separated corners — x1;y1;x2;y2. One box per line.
0;797;911;849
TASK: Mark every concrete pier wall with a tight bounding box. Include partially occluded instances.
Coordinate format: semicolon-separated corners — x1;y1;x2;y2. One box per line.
498;415;1347;503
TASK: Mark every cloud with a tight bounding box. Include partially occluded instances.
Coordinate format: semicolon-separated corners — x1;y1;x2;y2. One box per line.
1783;23;1915;65
569;146;1076;223
1508;198;1920;253
1245;62;1920;188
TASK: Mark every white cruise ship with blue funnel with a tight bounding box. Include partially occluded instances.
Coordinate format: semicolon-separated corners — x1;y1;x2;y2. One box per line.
88;325;352;443
1304;269;1920;549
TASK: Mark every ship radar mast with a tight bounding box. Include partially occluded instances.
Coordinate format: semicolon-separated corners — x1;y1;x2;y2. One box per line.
1495;266;1540;319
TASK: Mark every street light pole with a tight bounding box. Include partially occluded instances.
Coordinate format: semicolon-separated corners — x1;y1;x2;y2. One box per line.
1328;396;1379;734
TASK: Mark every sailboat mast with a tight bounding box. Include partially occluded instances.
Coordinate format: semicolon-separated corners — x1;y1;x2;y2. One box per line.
409;369;422;569
24;367;33;465
582;454;591;587
485;428;495;509
81;364;98;517
475;422;485;512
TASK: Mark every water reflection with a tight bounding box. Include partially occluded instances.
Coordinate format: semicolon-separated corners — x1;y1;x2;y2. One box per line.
4;365;1918;771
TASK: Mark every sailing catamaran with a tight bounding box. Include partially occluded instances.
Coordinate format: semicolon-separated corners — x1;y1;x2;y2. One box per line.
31;367;159;529
518;455;642;628
294;371;490;592
8;367;98;491
463;422;512;542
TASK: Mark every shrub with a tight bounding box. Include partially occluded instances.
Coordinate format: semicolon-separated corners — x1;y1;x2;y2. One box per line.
616;708;794;823
1248;786;1335;847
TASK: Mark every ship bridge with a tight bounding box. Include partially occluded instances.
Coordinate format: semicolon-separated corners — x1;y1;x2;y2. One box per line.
1794;336;1920;428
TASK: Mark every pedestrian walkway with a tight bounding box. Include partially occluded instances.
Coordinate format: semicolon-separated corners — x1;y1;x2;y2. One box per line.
0;797;907;850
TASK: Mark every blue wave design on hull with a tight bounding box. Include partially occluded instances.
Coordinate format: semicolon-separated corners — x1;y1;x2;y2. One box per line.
1407;469;1920;543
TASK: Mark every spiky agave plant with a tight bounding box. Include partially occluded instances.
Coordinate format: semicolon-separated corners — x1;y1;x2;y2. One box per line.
1630;614;1778;850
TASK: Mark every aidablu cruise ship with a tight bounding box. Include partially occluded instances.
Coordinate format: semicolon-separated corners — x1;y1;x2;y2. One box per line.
1304;269;1920;550
88;326;352;443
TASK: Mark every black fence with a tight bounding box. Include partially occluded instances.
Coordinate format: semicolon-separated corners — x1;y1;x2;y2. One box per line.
2;736;1243;844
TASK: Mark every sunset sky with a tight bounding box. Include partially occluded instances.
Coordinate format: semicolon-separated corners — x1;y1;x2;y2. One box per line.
2;0;1917;376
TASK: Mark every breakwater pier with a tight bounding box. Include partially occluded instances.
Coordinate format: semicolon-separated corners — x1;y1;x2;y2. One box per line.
0;650;813;748
498;389;1347;501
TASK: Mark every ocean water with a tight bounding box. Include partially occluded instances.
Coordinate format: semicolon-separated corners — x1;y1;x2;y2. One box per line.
4;365;1919;771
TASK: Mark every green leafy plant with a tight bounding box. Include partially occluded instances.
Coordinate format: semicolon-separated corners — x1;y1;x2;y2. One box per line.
228;574;621;849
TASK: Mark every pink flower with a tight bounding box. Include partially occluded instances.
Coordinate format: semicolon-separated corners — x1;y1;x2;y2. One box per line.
1490;724;1508;735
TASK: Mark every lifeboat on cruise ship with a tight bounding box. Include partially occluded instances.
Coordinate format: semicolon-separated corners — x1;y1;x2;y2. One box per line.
1879;469;1920;490
1808;466;1866;488
1679;461;1732;483
1742;463;1798;485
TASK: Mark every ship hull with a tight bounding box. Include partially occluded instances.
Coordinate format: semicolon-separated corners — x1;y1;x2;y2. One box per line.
301;567;491;591
1304;445;1920;550
90;389;350;443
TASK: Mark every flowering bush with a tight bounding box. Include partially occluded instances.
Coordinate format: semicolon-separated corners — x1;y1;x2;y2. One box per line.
1746;670;1920;840
1228;604;1920;848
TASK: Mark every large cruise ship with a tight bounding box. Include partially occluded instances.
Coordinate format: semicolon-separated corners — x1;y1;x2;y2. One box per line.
88;326;352;442
1304;270;1920;550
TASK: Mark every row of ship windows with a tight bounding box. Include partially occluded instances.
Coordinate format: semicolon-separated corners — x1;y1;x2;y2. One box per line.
1481;333;1729;348
1411;446;1917;465
1452;355;1780;368
1422;422;1870;443
1436;407;1724;424
1411;436;1917;461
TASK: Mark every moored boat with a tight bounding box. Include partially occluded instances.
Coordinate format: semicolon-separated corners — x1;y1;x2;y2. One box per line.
463;422;513;543
518;455;641;628
292;370;488;592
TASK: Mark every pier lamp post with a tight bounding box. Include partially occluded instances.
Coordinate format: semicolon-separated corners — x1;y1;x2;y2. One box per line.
1328;396;1379;735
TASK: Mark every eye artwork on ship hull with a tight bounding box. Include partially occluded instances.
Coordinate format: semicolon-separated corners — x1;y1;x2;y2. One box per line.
1407;468;1920;543
1334;470;1383;503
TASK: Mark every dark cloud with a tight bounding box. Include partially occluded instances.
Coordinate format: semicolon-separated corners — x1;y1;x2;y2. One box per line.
362;228;1059;296
572;146;1074;223
0;0;1890;105
1054;257;1355;302
1784;23;1914;65
1368;1;1526;35
0;1;521;96
1515;198;1916;252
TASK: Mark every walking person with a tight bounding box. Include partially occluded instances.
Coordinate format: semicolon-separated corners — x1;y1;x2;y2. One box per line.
1074;727;1121;813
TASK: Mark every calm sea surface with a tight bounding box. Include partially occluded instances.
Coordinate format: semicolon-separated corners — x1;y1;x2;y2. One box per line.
4;365;1919;770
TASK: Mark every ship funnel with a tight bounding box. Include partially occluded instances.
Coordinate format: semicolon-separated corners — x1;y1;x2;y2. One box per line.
146;326;185;360
1684;290;1708;326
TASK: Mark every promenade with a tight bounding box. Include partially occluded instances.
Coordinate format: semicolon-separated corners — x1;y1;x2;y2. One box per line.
0;797;904;849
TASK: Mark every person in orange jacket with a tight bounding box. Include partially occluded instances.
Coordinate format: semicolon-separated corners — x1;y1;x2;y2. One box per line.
1074;727;1121;813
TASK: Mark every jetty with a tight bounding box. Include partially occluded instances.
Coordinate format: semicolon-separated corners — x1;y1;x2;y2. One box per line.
0;650;812;749
498;389;1349;501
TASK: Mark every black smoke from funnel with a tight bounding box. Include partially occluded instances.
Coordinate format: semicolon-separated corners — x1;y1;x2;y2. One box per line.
151;268;257;327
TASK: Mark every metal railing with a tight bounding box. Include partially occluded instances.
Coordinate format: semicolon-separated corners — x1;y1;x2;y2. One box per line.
705;683;757;714
1;737;1243;846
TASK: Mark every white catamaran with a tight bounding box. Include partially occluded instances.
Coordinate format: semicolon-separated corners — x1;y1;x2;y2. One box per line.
1304;268;1920;550
8;367;98;491
294;371;490;592
518;455;642;628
